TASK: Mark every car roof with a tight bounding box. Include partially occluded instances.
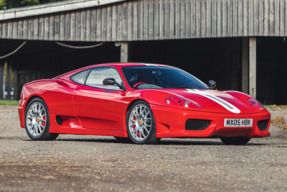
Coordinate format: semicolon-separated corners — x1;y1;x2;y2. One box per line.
54;62;173;80
85;62;170;68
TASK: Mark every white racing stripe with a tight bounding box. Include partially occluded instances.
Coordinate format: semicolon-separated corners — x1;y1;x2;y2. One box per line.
144;63;157;66
186;89;241;114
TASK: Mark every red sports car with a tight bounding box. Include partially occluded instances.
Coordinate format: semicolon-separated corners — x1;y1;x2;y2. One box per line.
18;63;270;144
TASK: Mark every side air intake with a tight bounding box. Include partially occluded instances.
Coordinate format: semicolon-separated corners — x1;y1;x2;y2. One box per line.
257;119;269;131
185;119;211;131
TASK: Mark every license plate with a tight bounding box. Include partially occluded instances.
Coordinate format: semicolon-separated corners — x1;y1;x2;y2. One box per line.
224;119;253;127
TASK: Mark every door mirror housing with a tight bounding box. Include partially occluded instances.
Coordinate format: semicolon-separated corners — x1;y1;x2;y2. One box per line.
208;80;216;89
103;78;116;85
103;78;125;90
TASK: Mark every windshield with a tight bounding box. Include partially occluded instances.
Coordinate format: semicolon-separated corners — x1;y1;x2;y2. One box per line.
122;66;208;89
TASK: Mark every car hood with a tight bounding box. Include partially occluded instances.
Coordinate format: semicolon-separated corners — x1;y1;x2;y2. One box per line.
150;89;259;114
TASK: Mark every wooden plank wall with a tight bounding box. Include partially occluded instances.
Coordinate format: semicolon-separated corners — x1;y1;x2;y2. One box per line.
0;0;286;42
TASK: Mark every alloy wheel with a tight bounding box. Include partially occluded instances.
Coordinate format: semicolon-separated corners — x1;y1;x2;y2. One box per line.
128;103;153;142
26;101;47;137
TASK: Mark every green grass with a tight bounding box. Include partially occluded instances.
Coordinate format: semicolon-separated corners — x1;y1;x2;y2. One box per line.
265;105;287;108
0;100;19;106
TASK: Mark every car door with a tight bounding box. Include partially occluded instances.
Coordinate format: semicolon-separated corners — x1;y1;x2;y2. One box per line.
73;67;127;131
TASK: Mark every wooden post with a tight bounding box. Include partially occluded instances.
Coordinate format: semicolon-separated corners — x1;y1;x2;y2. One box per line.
249;37;256;98
13;68;18;100
6;64;11;100
120;42;129;62
0;63;3;100
242;38;249;94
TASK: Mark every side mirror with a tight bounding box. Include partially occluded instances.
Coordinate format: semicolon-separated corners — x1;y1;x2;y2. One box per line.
103;78;116;85
103;78;125;90
208;80;216;89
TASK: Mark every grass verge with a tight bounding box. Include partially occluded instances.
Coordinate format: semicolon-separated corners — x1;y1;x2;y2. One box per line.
265;105;287;108
0;100;19;106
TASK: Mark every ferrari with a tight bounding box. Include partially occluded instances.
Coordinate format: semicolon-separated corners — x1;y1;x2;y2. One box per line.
18;63;270;144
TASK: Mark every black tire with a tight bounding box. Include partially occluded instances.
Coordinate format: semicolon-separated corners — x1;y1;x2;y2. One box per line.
25;98;59;141
114;136;131;143
126;101;157;144
220;137;251;145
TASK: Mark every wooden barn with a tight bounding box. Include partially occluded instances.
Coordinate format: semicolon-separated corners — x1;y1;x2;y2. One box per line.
0;0;286;104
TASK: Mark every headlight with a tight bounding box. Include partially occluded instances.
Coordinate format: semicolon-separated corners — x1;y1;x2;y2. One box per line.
247;98;264;110
165;96;202;109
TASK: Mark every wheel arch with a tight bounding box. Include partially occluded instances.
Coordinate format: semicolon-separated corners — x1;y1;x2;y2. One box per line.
25;95;46;111
126;98;151;114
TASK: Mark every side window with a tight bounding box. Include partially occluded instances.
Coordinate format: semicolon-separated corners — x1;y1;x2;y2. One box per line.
86;67;123;90
70;69;90;84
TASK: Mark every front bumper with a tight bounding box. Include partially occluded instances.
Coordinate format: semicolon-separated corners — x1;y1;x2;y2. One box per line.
151;105;270;138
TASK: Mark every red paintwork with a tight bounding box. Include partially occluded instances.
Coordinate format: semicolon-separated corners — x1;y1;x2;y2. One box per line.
18;63;270;139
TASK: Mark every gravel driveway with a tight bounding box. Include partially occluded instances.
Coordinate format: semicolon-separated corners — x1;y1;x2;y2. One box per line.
0;106;286;192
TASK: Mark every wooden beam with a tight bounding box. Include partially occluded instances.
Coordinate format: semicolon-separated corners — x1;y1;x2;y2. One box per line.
249;37;256;98
0;63;3;100
120;42;129;62
242;38;249;94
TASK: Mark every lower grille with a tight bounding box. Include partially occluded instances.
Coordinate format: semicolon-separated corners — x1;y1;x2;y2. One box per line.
257;119;269;131
185;119;211;130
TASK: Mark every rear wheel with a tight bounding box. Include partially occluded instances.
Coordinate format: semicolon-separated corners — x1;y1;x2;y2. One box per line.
126;101;157;144
25;98;59;141
220;137;251;145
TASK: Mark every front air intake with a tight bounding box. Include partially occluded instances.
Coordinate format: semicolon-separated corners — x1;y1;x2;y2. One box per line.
257;119;269;131
185;119;211;130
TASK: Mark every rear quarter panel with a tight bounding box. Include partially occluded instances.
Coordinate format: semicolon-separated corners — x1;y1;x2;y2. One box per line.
21;79;76;117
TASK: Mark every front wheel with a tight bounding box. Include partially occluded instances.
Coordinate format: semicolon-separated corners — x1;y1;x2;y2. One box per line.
220;137;251;145
126;101;157;144
25;98;59;141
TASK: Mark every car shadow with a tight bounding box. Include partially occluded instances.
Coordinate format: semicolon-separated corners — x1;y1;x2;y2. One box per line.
156;139;267;146
56;138;120;144
51;138;268;146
